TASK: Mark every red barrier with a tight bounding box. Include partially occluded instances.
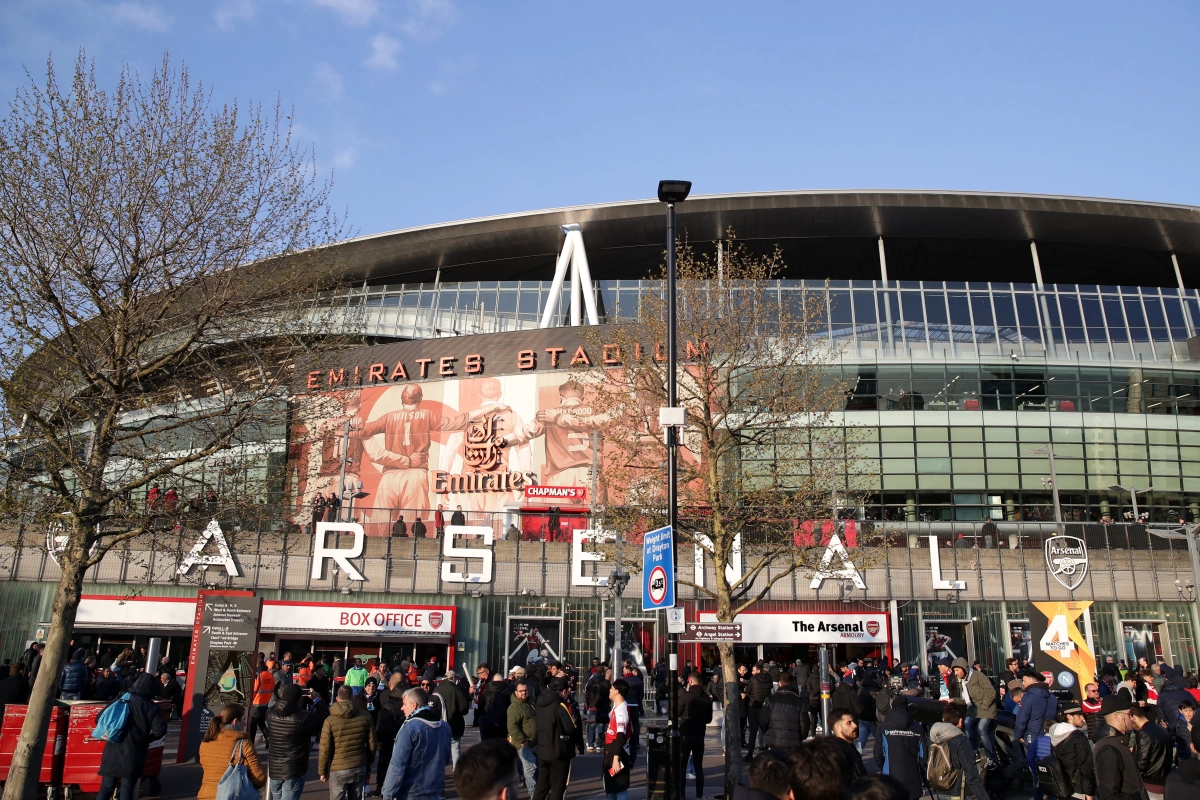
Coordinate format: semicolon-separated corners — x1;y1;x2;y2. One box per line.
0;703;68;786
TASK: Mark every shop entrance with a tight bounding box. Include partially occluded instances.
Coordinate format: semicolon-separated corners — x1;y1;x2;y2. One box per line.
278;638;453;675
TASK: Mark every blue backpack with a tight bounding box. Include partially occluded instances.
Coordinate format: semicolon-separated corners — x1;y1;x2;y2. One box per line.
91;692;131;742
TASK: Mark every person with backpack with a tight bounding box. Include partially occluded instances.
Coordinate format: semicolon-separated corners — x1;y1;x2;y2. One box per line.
532;676;583;800
97;673;170;800
1027;720;1056;800
927;702;989;800
197;703;266;800
1043;719;1096;800
679;672;713;800
874;692;928;800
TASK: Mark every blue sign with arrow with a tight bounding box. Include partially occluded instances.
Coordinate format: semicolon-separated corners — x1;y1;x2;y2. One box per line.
642;525;675;611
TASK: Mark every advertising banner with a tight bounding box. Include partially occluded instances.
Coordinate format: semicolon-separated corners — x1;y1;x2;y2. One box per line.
924;622;969;674
178;591;262;763
1010;621;1032;664
506;617;562;673
1030;600;1095;702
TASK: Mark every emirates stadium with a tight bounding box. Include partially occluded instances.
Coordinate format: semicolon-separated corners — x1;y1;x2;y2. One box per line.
5;189;1200;699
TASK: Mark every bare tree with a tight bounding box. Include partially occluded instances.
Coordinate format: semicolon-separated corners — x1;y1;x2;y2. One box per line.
583;232;874;794
0;53;347;799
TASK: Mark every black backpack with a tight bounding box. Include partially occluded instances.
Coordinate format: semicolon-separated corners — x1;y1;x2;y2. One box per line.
1036;753;1073;800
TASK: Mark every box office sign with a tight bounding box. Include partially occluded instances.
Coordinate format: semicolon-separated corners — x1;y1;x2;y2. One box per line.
698;611;888;644
260;601;456;638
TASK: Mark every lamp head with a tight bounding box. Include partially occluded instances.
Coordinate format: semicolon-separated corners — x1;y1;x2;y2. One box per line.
657;180;692;204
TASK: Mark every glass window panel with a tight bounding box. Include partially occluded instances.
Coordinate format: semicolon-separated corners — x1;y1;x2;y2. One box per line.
901;291;925;322
947;292;971;327
916;427;949;442
1103;297;1129;342
1015;294;1043;343
1164;297;1190;339
1086;442;1118;459
1181;446;1200;461
882;459;916;474
881;427;914;442
1019;427;1050;442
1115;427;1146;443
1149;445;1179;460
911;367;949;404
1148;430;1178;445
881;443;914;458
401;291;420;308
1080;295;1106;342
1124;298;1149;342
498;291;517;314
917;457;951;473
971;294;995;326
829;291;853;324
1053;443;1084;457
1058;293;1086;342
437;289;459;309
951;442;985;457
955;459;986;473
925;291;949;324
950;427;984;441
988;458;1020;473
518;289;541;314
1144;296;1168;329
984;428;1017;442
916;442;950;457
985;440;1018;457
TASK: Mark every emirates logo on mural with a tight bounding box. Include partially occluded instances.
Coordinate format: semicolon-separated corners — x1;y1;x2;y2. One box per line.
464;413;505;471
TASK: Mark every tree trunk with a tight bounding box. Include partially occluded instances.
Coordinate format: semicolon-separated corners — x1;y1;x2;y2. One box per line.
2;557;86;800
719;640;745;798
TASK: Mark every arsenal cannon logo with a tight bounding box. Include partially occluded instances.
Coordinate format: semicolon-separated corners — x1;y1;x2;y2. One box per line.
1045;535;1089;591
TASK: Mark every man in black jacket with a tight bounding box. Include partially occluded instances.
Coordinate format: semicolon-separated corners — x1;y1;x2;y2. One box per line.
1131;704;1174;800
268;684;323;800
97;673;168;800
745;663;774;757
678;673;712;799
873;694;928;800
434;670;470;767
1095;693;1149;800
622;665;644;760
532;677;583;800
806;666;823;738
761;672;805;749
375;673;407;791
0;662;30;716
1050;720;1097;800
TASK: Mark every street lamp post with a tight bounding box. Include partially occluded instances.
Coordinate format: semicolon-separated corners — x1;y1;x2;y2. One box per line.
658;179;690;800
1109;484;1154;525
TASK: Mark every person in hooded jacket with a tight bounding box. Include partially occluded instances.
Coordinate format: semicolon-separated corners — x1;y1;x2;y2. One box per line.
1167;724;1200;800
832;673;863;719
381;687;452;800
532;677;583;800
759;671;805;749
59;649;90;700
1095;693;1149;800
873;693;928;800
1050;719;1096;800
319;686;378;798
928;702;989;800
267;684;323;800
1160;666;1191;731
1014;669;1059;748
97;673;169;800
480;674;512;740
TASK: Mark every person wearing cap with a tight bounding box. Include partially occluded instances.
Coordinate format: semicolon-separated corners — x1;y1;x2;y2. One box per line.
1095;693;1148;800
532;676;583;800
268;683;323;800
1130;703;1173;800
1050;716;1096;800
1166;724;1200;800
1014;668;1058;749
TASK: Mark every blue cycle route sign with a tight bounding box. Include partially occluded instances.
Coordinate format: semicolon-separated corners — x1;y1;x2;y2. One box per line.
642;525;676;611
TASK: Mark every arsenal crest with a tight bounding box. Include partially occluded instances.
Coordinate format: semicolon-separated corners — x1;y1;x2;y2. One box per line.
866;621;880;637
428;612;444;629
1045;535;1089;591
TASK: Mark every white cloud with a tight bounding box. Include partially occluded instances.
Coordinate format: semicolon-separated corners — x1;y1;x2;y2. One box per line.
364;32;401;71
333;147;356;170
312;0;379;26
214;0;256;28
314;62;344;100
400;0;457;39
112;2;171;32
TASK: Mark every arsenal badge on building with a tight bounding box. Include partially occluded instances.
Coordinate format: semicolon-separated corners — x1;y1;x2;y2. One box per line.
1044;535;1089;591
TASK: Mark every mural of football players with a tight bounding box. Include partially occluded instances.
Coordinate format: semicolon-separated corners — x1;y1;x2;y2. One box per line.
441;376;534;513
298;390;363;518
355;384;469;521
529;379;607;492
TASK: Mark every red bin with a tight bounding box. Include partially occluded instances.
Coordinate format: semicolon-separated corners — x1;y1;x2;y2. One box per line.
0;703;68;786
61;702;107;794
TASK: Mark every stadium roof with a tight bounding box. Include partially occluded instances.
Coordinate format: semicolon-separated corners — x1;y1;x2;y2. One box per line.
329;190;1200;288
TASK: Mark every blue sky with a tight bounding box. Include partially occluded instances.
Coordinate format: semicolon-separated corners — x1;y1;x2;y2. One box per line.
2;1;1197;238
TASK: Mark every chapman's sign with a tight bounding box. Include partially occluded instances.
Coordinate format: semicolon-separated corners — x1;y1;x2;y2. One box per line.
296;325;710;391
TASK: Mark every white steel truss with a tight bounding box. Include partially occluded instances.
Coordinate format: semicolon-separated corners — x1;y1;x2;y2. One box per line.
539;224;600;328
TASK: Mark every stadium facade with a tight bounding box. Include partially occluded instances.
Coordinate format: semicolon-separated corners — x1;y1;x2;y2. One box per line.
5;189;1200;687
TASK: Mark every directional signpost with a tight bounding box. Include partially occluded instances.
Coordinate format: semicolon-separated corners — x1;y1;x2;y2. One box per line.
680;623;742;642
642;524;676;611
